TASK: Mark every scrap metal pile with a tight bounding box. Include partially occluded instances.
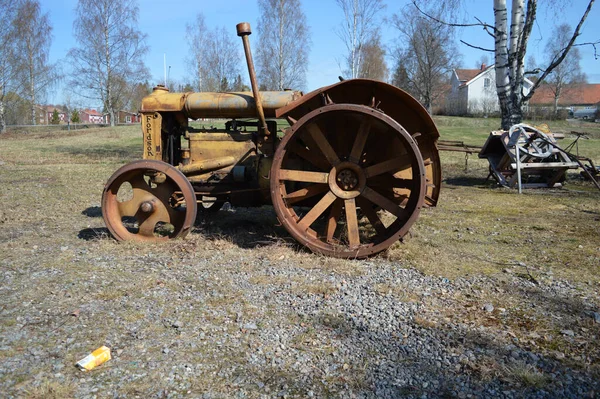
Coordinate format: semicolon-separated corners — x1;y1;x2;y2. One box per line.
100;22;442;258
479;124;600;190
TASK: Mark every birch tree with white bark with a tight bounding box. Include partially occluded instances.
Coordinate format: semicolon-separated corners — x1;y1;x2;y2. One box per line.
414;0;597;129
12;0;58;126
335;0;385;79
0;0;17;132
68;0;149;126
256;0;310;91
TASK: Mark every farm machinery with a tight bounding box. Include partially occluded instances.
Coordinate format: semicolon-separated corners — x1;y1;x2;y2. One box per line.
101;22;442;258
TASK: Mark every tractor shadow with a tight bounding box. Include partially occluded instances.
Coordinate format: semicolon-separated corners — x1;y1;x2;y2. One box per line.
443;175;496;188
78;227;110;240
82;206;103;218
193;205;301;251
79;206;110;240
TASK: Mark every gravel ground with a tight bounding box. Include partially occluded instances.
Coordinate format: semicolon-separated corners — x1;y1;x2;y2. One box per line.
1;202;599;398
0;131;599;398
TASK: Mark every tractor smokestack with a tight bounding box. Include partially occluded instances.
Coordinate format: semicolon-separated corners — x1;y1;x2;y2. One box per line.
236;22;270;136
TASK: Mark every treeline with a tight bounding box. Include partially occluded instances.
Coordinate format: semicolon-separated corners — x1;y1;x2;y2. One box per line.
0;0;463;132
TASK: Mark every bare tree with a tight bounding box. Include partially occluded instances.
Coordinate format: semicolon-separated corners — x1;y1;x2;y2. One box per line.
186;13;210;92
391;6;459;113
357;33;388;81
544;24;586;116
68;0;149;126
186;16;241;92
0;0;18;132
256;0;310;90
335;0;385;79
413;0;597;129
12;0;59;125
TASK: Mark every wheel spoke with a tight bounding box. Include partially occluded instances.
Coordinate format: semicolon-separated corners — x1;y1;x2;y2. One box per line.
344;198;360;248
306;123;340;166
368;175;413;189
357;198;387;237
325;199;342;243
290;142;331;171
138;213;160;236
279;169;329;183
118;193;149;217
129;174;150;190
349;118;371;163
284;184;329;205
361;186;407;220
364;157;411;178
297;191;337;231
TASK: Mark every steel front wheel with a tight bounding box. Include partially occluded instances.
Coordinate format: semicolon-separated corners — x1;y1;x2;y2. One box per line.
102;160;197;241
271;104;426;258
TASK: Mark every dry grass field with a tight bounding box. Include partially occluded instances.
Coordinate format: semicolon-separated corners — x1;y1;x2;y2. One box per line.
0;118;599;398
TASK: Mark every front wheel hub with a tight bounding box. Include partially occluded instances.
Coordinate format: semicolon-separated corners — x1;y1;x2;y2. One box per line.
337;169;358;191
140;201;154;213
328;162;366;199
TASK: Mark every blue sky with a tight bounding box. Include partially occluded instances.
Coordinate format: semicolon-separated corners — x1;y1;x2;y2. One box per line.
42;0;599;107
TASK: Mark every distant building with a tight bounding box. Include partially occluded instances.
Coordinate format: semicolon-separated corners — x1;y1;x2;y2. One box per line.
35;105;67;124
105;111;140;125
528;83;600;119
446;64;534;116
80;109;104;124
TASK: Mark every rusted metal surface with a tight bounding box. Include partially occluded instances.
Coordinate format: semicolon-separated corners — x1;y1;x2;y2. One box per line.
271;104;426;258
237;22;270;136
437;140;482;154
183;91;300;119
140;112;162;160
102;160;197;241
275;79;442;208
480;124;579;189
101;21;443;259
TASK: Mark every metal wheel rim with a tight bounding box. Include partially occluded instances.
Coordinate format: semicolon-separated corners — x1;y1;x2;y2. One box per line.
102;160;197;241
271;104;426;258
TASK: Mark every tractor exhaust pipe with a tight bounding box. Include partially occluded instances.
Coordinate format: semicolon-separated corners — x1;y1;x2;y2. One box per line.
236;22;270;136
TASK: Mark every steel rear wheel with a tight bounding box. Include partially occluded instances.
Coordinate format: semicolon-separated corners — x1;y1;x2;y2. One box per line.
102;160;197;241
271;104;426;258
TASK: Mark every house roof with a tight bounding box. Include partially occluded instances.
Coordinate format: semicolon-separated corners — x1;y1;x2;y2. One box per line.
529;83;600;106
455;64;495;86
82;109;102;116
455;68;483;83
40;105;65;113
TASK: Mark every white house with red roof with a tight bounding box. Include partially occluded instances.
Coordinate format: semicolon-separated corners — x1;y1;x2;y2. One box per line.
447;64;534;116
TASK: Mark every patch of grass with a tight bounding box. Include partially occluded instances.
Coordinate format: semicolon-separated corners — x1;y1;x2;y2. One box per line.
24;379;75;399
503;362;550;388
318;312;352;335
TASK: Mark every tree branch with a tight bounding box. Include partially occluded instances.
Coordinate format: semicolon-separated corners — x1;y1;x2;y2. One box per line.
460;40;494;52
523;0;596;102
412;0;497;32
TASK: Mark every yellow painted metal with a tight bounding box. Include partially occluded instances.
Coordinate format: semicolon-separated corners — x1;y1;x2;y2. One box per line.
140;86;301;118
141;112;162;160
178;156;236;175
187;132;256;182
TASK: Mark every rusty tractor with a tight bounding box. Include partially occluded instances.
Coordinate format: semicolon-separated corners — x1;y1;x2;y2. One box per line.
101;22;442;258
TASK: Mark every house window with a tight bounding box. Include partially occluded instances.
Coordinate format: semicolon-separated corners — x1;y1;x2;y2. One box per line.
484;78;491;89
126;115;131;123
